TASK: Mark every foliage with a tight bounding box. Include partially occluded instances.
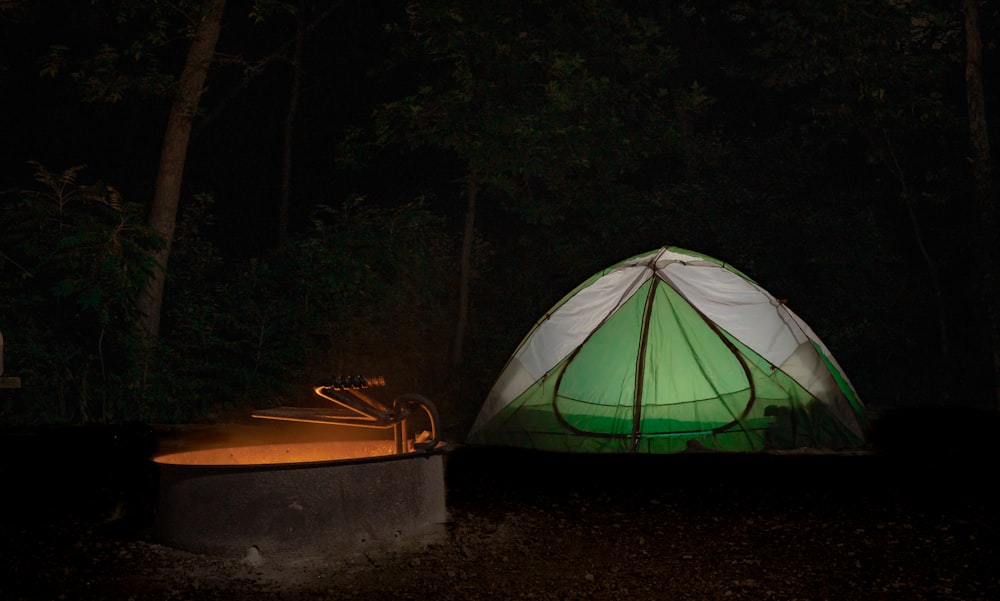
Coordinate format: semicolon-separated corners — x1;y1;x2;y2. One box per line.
146;192;231;420
1;173;460;426
0;163;161;424
38;0;298;104
716;0;984;403
4;1;999;430
140;194;459;422
273;198;459;402
374;0;707;224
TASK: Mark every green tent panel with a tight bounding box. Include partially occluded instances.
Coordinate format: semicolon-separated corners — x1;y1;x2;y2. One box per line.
467;246;867;453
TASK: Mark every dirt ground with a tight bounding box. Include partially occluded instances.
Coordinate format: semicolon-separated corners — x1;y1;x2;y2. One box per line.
0;412;998;600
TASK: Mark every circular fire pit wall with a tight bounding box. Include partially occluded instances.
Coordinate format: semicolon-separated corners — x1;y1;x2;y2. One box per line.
153;439;447;557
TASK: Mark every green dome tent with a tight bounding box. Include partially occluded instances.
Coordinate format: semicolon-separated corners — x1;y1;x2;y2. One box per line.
467;247;867;453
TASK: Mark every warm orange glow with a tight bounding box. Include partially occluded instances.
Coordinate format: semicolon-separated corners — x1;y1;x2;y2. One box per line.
154;439;402;466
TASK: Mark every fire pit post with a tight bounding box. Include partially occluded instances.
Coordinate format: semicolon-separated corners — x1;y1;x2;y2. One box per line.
0;330;22;389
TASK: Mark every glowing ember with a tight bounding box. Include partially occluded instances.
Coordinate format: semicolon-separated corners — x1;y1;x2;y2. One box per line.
154;439;402;466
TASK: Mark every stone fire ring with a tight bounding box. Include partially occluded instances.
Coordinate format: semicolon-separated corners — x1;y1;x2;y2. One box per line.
153;440;447;558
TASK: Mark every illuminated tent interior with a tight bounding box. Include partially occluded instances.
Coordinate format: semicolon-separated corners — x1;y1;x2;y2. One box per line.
467;246;867;453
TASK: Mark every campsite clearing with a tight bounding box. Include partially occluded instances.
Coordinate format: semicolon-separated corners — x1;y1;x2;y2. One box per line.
1;422;997;600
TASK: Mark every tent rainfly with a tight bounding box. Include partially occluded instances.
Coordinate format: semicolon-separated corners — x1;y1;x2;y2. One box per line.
467;247;867;453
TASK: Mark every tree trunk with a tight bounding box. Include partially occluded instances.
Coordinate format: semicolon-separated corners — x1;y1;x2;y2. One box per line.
278;9;305;246
873;130;951;403
452;170;477;367
137;0;226;339
964;0;1000;410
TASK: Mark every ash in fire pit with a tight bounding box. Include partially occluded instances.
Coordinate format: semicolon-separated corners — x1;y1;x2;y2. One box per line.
152;377;448;558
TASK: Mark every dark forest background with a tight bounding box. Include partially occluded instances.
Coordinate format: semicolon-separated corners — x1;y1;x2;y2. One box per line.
1;0;997;438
